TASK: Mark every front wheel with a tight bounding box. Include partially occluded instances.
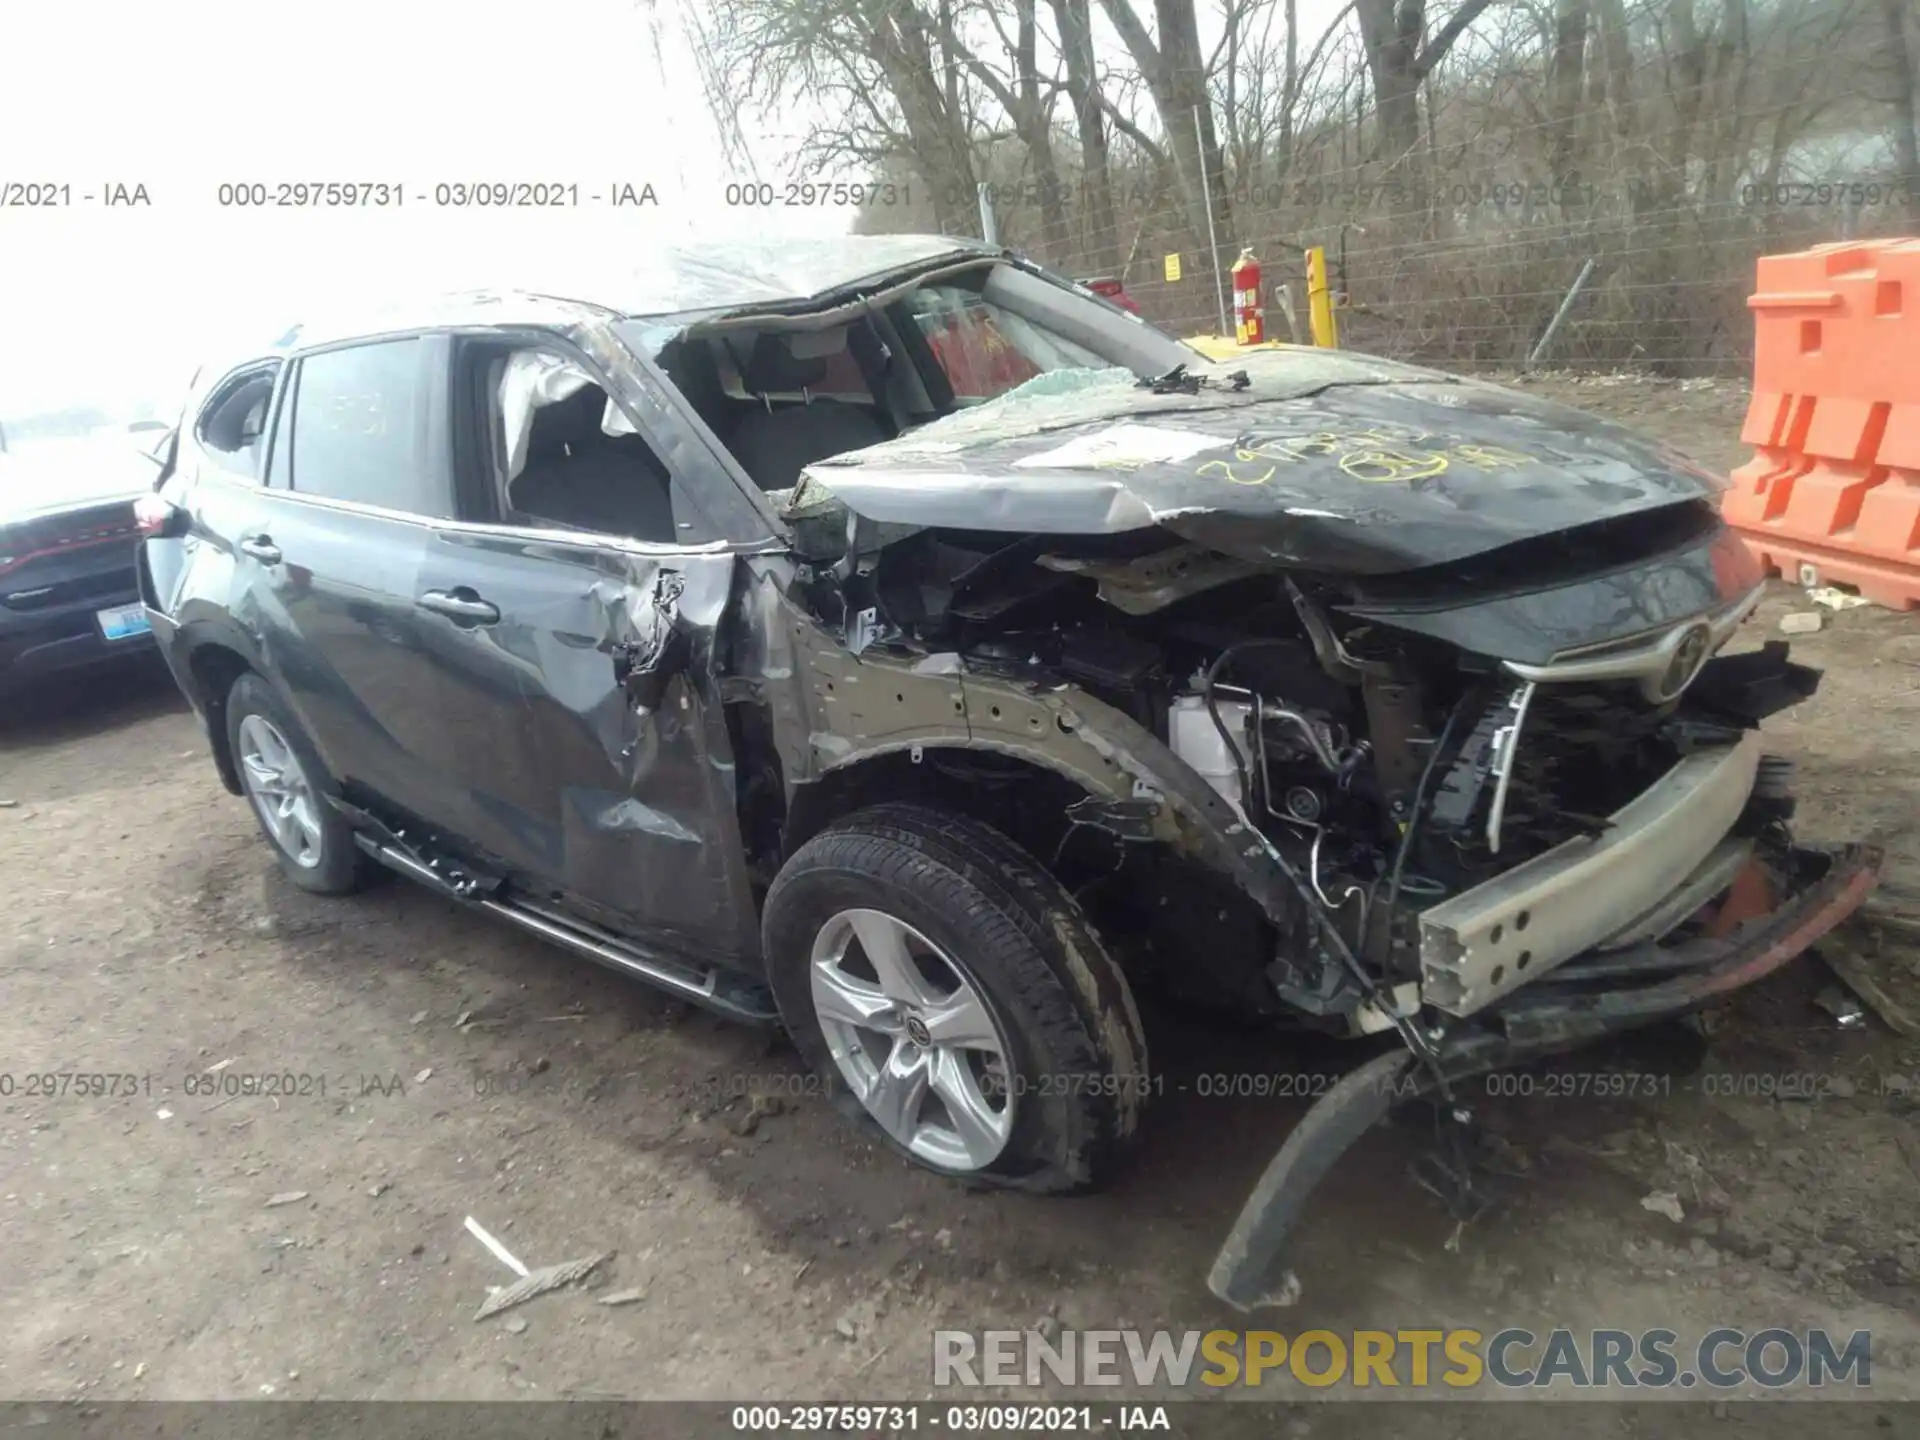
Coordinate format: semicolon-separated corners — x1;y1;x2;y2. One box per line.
762;803;1149;1193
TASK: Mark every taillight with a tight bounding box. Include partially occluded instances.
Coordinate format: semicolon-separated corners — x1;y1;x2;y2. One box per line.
134;493;182;538
1083;277;1140;313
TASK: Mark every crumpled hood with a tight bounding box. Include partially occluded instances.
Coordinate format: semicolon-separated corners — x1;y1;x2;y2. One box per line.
791;353;1727;575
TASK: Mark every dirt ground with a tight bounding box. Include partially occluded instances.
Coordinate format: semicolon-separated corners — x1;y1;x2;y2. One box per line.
4;374;1919;1425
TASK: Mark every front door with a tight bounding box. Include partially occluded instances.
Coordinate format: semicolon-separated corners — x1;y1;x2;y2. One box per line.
407;332;769;965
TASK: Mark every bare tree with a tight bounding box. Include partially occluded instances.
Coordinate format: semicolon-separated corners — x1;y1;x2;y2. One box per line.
1546;0;1588;195
925;1;1074;250
1590;0;1638;155
1051;0;1122;270
863;0;987;230
1883;0;1920;229
1351;0;1500;166
711;0;986;234
1210;0;1356;192
1096;0;1237;260
709;0;1907;378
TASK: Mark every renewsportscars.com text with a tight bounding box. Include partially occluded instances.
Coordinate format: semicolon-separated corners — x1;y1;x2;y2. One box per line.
933;1327;1872;1391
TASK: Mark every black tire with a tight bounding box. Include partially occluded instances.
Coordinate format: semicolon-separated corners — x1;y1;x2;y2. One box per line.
224;672;367;895
762;803;1149;1193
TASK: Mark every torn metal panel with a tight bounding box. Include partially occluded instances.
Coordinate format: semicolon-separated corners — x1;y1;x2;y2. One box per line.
726;558;827;790
413;529;762;964
1035;545;1267;615
608;568;692;712
787;358;1730;576
763;586;1316;940
243;238;992;363
583;236;991;321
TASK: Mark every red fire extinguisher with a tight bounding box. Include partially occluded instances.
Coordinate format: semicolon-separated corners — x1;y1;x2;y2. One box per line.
1231;248;1264;346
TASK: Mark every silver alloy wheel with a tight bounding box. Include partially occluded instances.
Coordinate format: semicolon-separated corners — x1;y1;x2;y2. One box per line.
810;907;1015;1171
236;713;325;870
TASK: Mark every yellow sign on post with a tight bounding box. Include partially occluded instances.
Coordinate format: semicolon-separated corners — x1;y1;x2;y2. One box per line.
1305;245;1339;349
1163;253;1183;283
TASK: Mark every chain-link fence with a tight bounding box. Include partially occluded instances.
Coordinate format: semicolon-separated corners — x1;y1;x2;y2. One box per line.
916;70;1920;379
973;178;1914;378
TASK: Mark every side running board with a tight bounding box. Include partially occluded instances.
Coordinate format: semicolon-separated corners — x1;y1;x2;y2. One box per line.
353;836;780;1025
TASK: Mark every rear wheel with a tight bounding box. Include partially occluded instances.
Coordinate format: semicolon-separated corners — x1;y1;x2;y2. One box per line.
225;673;366;894
763;803;1148;1192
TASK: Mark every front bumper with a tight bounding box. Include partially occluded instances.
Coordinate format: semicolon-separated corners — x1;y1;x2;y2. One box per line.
1207;840;1881;1311
1417;734;1763;1016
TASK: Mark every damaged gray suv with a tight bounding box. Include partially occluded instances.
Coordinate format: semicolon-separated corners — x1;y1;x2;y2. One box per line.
139;236;1880;1308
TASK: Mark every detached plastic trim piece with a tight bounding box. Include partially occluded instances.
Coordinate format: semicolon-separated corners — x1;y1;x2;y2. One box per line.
1207;841;1881;1312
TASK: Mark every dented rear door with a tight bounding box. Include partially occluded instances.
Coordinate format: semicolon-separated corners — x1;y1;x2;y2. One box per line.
410;527;761;962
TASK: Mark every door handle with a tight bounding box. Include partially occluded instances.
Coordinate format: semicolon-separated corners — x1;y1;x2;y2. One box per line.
239;535;282;564
418;587;501;626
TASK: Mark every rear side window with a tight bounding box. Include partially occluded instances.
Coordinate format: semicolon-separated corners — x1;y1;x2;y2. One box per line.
287;338;448;518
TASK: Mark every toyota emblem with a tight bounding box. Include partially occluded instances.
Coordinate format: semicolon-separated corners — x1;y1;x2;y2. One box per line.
1658;623;1714;699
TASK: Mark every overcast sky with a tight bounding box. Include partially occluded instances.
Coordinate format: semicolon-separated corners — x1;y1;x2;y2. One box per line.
0;0;857;419
2;0;1363;422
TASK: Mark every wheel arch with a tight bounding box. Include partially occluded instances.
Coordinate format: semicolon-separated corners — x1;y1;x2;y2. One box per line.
778;733;1294;1018
777;681;1308;939
180;636;257;795
782;739;1129;864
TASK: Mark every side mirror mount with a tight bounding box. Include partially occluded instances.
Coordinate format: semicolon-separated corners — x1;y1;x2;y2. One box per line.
620;623;690;714
613;570;693;714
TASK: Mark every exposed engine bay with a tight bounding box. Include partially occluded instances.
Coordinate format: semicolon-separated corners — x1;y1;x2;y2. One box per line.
625;261;1840;1060
774;500;1828;1043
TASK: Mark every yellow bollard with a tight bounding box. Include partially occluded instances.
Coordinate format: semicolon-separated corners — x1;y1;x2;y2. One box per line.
1305;245;1339;349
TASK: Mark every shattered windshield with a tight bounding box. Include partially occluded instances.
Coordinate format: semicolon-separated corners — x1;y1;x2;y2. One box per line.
904;283;1108;405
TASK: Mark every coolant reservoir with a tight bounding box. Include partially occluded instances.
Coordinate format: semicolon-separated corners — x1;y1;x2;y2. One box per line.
1167;693;1252;809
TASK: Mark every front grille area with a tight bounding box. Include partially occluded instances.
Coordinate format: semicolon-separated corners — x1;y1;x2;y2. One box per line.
1425;681;1680;885
1501;682;1674;844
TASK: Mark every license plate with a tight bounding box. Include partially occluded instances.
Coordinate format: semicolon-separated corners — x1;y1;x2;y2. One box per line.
97;602;152;642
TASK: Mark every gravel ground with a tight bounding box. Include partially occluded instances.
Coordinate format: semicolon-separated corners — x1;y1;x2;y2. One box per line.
2;375;1917;1428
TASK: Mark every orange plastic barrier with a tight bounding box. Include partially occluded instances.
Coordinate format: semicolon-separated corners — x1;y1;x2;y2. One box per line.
1723;238;1920;610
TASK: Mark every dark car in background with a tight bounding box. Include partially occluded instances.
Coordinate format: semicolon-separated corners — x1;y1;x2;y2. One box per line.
0;429;166;696
140;236;1877;1310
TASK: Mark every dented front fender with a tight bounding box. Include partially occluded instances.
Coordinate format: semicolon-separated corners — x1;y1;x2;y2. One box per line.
742;565;1311;937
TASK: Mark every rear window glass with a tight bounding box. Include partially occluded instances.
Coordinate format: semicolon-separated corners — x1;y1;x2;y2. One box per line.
714;329;872;405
